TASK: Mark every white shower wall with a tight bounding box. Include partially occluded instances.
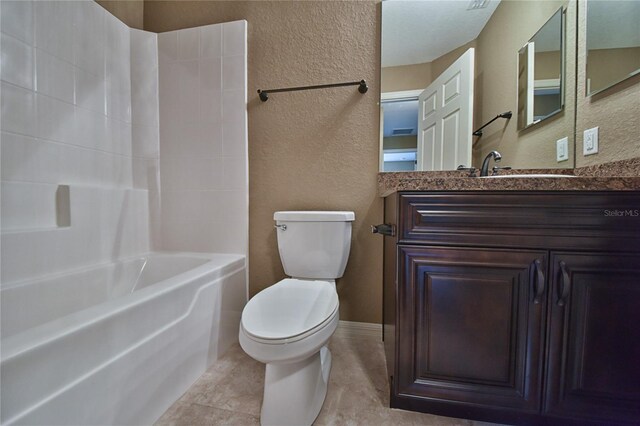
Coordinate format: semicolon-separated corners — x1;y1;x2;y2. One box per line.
157;22;248;255
1;0;147;284
0;1;248;285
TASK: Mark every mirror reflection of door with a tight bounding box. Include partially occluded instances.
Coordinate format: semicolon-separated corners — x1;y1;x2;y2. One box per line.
381;47;474;172
417;48;474;171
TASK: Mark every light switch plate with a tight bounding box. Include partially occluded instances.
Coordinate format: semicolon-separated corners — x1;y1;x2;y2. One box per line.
557;137;569;162
583;126;599;156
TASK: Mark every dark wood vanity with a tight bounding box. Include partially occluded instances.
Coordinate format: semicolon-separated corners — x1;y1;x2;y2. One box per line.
383;191;640;425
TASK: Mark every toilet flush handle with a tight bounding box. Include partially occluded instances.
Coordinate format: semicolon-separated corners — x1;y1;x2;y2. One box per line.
274;224;287;231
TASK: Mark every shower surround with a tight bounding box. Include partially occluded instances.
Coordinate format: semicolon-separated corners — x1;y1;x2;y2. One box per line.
0;1;248;424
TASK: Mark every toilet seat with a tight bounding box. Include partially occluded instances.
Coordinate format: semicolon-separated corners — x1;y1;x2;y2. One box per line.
241;278;339;343
241;307;338;345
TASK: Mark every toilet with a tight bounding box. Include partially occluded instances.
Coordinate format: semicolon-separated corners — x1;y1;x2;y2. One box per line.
239;211;355;426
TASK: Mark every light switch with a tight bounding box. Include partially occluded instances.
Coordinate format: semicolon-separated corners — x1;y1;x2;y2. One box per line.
557;137;569;162
583;127;599;156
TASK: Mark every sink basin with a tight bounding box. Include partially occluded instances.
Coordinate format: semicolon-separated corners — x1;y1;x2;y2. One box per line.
481;174;576;179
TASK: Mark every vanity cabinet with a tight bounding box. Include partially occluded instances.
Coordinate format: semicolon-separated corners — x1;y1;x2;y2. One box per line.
383;192;640;425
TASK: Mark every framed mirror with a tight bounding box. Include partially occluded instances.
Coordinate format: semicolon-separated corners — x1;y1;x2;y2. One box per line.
586;0;640;96
517;7;564;130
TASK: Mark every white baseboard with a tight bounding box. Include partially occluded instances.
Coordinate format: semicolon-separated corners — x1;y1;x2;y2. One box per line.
334;320;382;340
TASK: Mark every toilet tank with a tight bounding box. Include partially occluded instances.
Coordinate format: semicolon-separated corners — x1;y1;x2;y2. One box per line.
274;211;355;280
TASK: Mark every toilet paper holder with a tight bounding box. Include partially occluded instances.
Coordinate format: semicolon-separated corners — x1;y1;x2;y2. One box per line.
371;224;395;237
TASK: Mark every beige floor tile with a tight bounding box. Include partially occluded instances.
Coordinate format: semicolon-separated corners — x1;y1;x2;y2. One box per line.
181;345;265;416
156;336;502;426
156;401;259;426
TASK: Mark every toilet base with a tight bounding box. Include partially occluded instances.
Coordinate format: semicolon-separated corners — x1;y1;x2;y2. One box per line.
260;346;332;426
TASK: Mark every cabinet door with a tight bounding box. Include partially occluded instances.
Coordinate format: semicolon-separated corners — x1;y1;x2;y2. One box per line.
545;252;640;422
397;246;547;412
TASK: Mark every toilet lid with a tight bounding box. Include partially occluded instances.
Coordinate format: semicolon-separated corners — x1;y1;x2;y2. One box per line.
241;278;339;340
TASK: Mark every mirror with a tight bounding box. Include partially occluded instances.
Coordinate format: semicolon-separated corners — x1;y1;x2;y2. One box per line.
517;8;564;130
381;1;575;172
586;0;640;95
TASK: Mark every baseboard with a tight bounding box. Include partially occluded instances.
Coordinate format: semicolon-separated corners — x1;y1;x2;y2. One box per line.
334;320;382;340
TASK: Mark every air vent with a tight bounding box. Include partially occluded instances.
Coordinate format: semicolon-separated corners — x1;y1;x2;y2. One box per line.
392;128;414;136
468;0;490;10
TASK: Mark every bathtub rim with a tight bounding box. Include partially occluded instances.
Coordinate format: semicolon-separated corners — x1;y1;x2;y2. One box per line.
1;251;246;363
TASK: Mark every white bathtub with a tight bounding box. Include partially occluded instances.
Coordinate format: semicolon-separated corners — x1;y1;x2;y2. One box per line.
0;252;247;425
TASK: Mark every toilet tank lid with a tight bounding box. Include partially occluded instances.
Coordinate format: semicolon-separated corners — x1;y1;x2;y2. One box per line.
274;211;355;222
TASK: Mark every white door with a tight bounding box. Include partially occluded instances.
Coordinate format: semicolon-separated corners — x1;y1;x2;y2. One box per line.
417;48;474;170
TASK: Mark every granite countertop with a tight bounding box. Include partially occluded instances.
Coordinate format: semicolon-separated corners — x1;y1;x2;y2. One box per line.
378;158;640;197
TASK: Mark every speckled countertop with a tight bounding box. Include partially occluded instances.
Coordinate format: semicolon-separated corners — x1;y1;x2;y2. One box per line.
378;158;640;197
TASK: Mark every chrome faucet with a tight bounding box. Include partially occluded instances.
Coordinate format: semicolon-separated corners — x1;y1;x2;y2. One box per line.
480;151;502;177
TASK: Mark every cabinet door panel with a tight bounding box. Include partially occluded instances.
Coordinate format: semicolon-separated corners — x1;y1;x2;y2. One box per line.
545;252;640;422
419;275;515;383
397;246;546;411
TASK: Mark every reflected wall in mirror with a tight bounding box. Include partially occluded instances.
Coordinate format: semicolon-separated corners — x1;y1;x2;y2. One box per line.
381;0;576;172
517;8;564;130
586;0;640;95
380;93;420;172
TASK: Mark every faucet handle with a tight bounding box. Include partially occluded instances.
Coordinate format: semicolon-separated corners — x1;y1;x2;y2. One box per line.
492;166;512;175
457;165;477;177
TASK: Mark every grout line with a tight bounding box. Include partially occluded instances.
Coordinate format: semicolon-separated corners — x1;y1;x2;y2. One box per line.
190;402;260;421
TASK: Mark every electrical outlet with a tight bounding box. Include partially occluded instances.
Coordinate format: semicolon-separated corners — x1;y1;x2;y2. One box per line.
583;127;599;156
557;137;569;162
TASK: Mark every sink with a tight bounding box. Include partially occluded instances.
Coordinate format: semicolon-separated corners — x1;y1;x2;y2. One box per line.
481;174;576;179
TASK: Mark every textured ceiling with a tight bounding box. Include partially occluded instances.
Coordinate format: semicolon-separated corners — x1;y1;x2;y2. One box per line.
382;0;500;67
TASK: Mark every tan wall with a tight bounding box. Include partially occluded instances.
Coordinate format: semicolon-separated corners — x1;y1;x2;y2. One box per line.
381;62;431;93
380;41;475;93
383;135;417;150
535;51;562;80
144;1;383;323
96;0;144;29
473;1;575;169
575;6;640;167
431;40;476;82
585;47;640;95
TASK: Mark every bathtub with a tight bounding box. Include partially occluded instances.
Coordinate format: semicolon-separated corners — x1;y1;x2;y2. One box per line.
0;252;247;425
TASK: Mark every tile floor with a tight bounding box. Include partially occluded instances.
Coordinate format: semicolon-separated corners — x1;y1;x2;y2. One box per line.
156;335;501;425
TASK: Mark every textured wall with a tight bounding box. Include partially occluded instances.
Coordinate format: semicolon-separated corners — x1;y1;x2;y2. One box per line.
575;3;640;167
96;0;144;29
144;1;383;323
473;0;575;169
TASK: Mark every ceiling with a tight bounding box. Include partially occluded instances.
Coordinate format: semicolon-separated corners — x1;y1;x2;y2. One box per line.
382;0;500;68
